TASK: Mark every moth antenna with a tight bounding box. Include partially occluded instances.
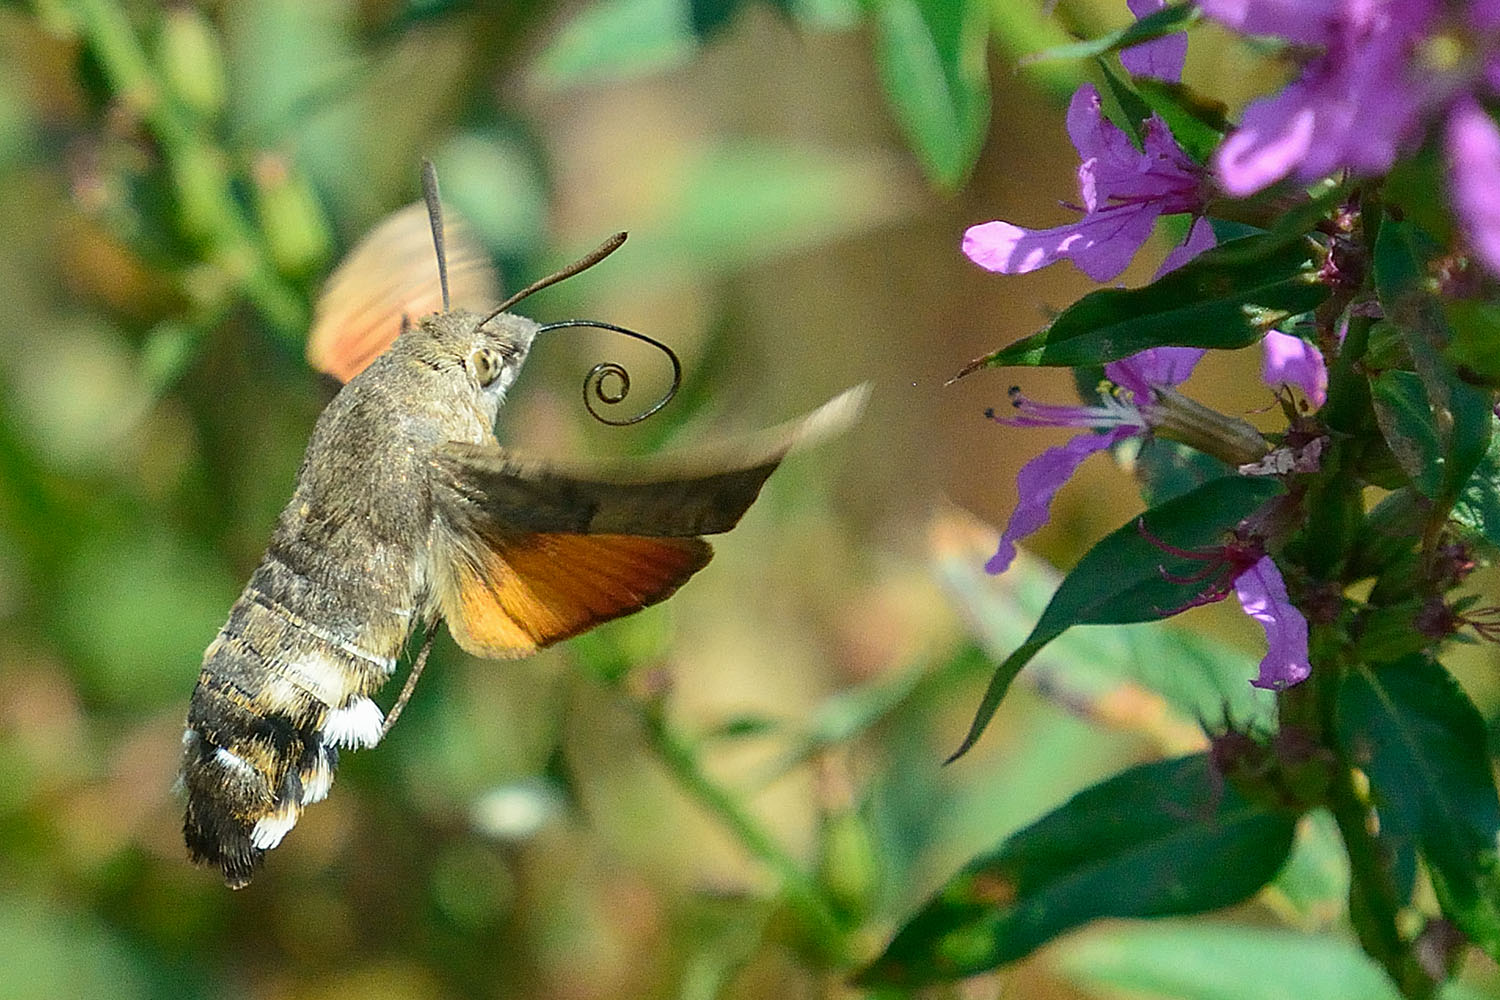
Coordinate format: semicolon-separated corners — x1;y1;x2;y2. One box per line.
481;232;627;324
535;319;683;426
421;159;451;312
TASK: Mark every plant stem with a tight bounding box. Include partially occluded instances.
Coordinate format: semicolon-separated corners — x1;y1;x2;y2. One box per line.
68;0;305;337
636;703;847;960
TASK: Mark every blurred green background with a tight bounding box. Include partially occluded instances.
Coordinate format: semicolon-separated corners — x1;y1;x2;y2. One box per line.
2;1;1498;998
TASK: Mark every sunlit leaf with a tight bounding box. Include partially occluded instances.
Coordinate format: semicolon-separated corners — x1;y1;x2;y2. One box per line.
951;475;1284;760
859;754;1297;985
961;234;1329;372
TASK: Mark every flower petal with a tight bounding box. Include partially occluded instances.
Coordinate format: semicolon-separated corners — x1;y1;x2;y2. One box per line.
1155;215;1217;278
1213;86;1319;195
1261;330;1328;405
986;427;1136;575
1446;99;1500;278
1106;346;1204;396
1121;0;1186;82
1234;556;1311;690
963;204;1161;283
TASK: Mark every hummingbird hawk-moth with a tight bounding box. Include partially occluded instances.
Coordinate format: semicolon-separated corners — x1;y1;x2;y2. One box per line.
180;163;865;887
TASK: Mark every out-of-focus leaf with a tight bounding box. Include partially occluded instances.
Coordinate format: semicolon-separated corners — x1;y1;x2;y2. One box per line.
1019;2;1200;66
1337;656;1500;960
58;531;238;707
1444;300;1500;385
932;513;1273;740
1133;436;1232;506
858;754;1297;985
689;0;747;36
434;131;549;263
0;897;152;1000
531;0;697;90
1055;920;1494;1000
1371;219;1494;509
569;141;917;292
961;234;1329;372
951;475;1284;760
1268;809;1349;926
870;0;989;190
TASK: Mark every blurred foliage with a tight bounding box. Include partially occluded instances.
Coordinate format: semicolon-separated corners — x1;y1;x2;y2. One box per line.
1;1;1497;999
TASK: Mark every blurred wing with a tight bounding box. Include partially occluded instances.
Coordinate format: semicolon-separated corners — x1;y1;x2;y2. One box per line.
428;384;868;659
307;201;500;382
431;384;870;536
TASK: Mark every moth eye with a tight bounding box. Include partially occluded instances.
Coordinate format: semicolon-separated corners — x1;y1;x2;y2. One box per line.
470;347;502;387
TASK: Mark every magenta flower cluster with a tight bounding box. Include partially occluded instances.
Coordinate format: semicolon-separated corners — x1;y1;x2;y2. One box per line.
1204;0;1500;273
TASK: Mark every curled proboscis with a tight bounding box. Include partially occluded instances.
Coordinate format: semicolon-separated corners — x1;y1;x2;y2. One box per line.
535;319;683;426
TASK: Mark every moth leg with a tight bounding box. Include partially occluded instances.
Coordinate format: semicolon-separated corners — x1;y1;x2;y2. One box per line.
381;626;435;739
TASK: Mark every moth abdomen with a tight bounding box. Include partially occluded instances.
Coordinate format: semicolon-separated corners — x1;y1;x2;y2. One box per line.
182;589;400;887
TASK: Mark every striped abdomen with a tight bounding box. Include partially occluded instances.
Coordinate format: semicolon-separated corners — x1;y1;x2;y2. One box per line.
181;569;408;888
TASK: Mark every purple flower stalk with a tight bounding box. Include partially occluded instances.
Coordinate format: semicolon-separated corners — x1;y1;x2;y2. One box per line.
1203;0;1500;274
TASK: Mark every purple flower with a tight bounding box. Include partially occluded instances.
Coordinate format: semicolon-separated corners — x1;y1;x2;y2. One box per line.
962;84;1210;283
1261;330;1328;405
1235;556;1311;689
986;346;1205;575
1121;0;1187;81
1204;0;1500;274
1137;523;1312;690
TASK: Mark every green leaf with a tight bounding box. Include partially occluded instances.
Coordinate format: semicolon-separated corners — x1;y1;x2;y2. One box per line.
688;0;747;35
1452;418;1500;547
1095;58;1151;148
1370;370;1446;497
858;754;1298;985
530;0;697;90
1337;657;1500;961
1133;77;1228;163
1445;300;1500;385
870;0;989;190
950;475;1284;760
1018;2;1201;66
932;521;1274;737
965;233;1330;371
1056;920;1495;1000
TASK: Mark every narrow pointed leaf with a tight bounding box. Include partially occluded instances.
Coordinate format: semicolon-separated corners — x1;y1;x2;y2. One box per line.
1018;3;1200;66
967;234;1329;371
950;475;1284;759
858;754;1298;985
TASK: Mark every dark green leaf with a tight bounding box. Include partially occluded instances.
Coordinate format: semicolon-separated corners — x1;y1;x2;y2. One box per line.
968;234;1329;370
871;0;990;190
1337;657;1500;960
858;754;1297;985
1451;418;1500;547
1371;219;1495;509
1445;300;1500;385
1018;3;1200;66
1095;58;1151;149
1133;436;1231;506
950;475;1284;759
1133;77;1227;163
688;0;745;36
1370;370;1445;497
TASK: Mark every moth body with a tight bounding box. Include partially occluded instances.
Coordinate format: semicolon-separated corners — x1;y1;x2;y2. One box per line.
180;176;865;887
183;311;538;887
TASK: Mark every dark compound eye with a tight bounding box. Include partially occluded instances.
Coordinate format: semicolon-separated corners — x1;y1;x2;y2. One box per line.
470;347;502;387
